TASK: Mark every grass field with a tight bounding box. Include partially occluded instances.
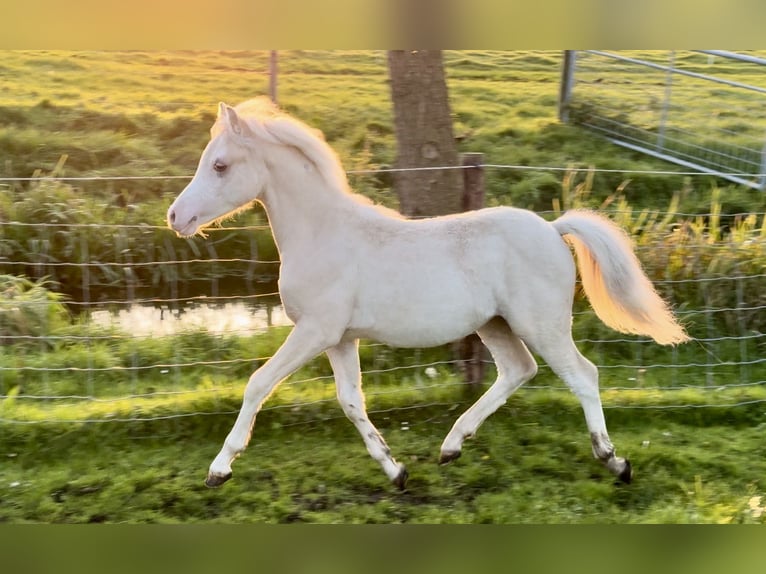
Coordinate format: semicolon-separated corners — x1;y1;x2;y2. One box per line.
1;50;766;523
3;383;765;523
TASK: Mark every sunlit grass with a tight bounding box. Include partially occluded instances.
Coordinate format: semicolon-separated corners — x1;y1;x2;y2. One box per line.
2;382;765;523
2;50;766;523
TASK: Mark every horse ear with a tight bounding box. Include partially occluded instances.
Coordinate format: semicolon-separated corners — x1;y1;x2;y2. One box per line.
218;102;243;136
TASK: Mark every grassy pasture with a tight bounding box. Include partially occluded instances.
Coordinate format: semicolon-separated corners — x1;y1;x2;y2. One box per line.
2;50;765;304
1;50;766;523
2;383;765;524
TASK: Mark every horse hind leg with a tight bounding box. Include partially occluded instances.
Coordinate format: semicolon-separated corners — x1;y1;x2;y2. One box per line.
567;356;632;483
439;317;538;464
326;339;408;489
526;332;632;483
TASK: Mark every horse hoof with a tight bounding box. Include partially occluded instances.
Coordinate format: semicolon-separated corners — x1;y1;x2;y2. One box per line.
618;459;633;484
439;450;461;465
205;471;233;488
392;467;409;491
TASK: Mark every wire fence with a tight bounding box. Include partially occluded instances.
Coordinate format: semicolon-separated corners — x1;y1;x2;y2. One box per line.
3;162;766;182
2;162;765;426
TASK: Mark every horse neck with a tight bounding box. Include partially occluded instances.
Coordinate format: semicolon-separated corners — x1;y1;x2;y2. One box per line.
259;153;351;256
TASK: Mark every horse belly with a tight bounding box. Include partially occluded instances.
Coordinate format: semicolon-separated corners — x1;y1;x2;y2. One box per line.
349;269;496;348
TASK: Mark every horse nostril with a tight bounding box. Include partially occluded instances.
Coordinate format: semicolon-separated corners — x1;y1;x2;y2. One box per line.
169;210;176;224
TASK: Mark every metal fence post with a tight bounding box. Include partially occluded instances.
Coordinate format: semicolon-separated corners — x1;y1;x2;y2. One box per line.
559;50;577;123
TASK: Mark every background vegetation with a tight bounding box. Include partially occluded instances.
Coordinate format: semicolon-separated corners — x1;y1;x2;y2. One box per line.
1;51;765;523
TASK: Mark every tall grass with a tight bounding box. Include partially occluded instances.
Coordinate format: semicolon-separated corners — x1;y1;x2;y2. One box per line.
0;170;280;301
0;275;69;346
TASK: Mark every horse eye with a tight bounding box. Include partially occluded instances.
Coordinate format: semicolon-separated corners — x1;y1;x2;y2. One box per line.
213;160;228;173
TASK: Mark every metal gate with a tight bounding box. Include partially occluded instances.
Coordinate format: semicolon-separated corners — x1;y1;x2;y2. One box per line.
559;50;766;189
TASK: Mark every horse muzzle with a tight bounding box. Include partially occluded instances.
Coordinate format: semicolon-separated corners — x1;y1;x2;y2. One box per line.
167;205;199;237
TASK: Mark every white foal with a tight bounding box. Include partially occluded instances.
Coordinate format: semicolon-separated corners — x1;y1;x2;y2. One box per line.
166;97;688;489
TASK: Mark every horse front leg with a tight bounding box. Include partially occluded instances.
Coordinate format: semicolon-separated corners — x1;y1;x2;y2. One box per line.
326;339;408;489
206;323;333;487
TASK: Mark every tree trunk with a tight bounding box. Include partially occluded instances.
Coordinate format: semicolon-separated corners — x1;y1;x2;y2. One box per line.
387;50;463;217
388;51;487;385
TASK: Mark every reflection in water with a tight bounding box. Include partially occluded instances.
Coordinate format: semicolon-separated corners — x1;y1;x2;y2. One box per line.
90;301;291;337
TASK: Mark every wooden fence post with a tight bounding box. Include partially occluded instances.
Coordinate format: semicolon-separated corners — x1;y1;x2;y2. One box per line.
461;152;485;211
456;152;487;385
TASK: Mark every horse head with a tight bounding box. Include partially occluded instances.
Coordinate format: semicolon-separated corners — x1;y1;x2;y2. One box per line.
167;102;269;237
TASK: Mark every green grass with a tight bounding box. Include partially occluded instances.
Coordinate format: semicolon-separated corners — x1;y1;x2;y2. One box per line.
3;50;766;303
1;312;765;523
2;50;766;523
1;50;763;207
2;384;765;523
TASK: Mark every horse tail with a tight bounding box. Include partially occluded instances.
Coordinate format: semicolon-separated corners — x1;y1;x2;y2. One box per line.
552;209;689;345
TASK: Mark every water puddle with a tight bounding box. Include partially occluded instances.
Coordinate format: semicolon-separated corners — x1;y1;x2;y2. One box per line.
90;300;291;337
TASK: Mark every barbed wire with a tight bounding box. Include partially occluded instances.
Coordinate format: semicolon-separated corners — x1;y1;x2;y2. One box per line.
3;259;764;286
2;162;766;183
3;388;764;426
1;354;760;378
5;365;765;405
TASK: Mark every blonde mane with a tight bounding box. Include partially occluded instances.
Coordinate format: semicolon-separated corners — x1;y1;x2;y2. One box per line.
224;97;351;193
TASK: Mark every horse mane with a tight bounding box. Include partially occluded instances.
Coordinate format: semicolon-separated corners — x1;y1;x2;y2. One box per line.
225;97;352;195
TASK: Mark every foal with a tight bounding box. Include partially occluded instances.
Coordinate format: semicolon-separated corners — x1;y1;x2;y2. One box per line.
167;97;689;489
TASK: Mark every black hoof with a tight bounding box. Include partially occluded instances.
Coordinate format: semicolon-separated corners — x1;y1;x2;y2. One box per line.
393;467;409;491
205;471;232;488
618;459;633;484
439;450;461;465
